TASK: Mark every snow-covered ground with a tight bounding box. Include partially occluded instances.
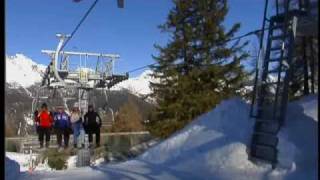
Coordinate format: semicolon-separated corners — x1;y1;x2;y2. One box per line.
5;157;20;180
6;95;318;180
6;152;52;172
5;152;107;174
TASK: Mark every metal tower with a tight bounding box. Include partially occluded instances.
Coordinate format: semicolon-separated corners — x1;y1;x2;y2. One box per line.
35;34;128;115
249;0;317;168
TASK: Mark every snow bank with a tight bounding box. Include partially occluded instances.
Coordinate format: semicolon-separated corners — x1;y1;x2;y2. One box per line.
6;152;30;172
140;96;318;179
6;152;52;172
277;95;318;180
139;97;266;179
5;157;20;180
137;95;318;179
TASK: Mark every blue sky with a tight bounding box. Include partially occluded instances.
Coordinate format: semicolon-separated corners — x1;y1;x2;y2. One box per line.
6;0;264;77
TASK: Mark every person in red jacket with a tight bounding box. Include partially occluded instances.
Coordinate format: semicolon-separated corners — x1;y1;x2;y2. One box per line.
37;103;53;148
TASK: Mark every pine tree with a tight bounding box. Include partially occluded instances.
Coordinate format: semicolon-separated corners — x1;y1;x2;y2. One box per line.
148;0;250;138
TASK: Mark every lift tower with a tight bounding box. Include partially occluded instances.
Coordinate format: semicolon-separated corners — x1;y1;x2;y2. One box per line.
249;0;318;168
39;34;128;115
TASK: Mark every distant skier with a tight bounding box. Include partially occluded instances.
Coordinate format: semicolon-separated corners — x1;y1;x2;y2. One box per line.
37;103;53;149
70;104;84;148
84;105;102;148
54;106;72;150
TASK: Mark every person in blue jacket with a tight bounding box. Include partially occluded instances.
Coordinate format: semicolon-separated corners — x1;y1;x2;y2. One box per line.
54;106;71;149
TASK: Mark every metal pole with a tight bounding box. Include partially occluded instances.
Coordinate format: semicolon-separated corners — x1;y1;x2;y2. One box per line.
309;37;315;94
250;0;269;117
260;0;269;50
53;34;70;85
303;37;310;95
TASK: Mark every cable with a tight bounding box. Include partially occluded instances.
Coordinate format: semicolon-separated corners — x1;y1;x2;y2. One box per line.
57;1;266;75
125;28;265;74
60;0;100;51
127;63;158;73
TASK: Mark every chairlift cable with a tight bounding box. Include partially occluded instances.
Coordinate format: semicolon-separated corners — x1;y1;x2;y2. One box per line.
60;0;100;51
125;28;267;74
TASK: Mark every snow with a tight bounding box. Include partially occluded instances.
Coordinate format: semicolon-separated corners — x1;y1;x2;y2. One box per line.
6;152;52;172
7;95;318;180
6;54;47;87
111;70;157;97
24;114;34;126
67;156;77;169
5;157;20;180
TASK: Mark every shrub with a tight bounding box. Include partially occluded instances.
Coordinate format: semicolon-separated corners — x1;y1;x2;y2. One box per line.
110;98;145;132
41;149;68;170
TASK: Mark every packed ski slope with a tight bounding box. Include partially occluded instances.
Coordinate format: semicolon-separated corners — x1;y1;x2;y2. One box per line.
6;95;318;180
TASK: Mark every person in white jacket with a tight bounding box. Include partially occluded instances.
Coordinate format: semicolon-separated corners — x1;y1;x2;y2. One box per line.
70;105;84;148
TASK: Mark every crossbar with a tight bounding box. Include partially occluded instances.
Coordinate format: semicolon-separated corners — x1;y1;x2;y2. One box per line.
41;50;120;59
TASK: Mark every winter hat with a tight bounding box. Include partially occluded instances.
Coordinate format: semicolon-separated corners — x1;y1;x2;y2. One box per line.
41;103;48;109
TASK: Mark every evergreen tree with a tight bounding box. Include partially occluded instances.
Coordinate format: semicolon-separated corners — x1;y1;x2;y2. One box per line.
148;0;250;138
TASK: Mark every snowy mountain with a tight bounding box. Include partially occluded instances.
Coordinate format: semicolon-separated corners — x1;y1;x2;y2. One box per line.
111;70;156;97
6;54;47;88
5;54;155;97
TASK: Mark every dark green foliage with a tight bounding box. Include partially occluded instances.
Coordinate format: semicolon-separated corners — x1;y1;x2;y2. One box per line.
42;149;68;170
148;0;250;138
